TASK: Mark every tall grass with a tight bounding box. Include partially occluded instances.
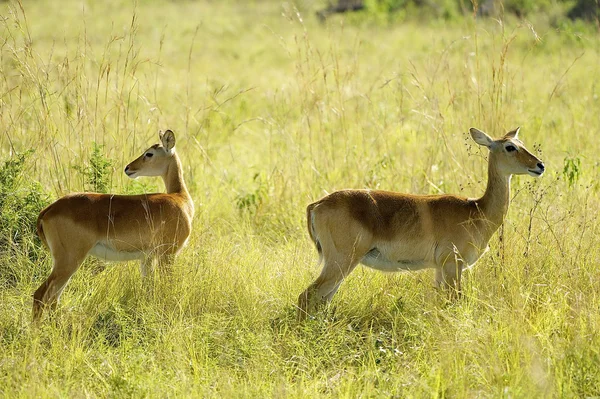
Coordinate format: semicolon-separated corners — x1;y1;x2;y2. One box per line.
1;0;599;396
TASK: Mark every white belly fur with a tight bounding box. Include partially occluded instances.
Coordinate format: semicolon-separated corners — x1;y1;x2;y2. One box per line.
360;248;435;272
360;242;490;272
88;242;145;262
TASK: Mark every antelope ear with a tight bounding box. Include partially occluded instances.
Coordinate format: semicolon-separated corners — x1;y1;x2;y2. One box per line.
504;127;520;140
160;129;176;152
470;128;494;148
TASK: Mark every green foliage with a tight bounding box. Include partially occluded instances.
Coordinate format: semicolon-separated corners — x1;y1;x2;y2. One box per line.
73;143;114;194
336;0;592;22
235;172;269;217
562;155;581;187
501;0;551;16
568;0;600;20
1;0;600;397
0;151;50;286
365;154;393;188
361;0;465;21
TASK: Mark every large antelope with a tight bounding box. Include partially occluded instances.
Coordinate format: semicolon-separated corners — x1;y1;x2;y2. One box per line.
33;130;194;321
298;127;544;319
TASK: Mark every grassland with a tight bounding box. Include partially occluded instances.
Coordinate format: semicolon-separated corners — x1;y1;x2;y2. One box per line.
1;0;599;397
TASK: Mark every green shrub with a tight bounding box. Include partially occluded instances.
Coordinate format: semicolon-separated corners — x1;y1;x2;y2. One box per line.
567;0;599;20
73;142;114;194
336;0;587;21
361;0;465;20
562;155;582;187
0;150;50;287
235;172;268;217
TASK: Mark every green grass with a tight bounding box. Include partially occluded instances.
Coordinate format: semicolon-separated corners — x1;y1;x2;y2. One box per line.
1;0;600;397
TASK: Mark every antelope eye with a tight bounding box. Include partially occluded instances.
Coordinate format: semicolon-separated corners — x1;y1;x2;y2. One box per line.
505;145;517;152
145;152;154;158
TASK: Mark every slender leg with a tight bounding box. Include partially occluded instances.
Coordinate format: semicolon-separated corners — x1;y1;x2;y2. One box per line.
139;256;154;279
297;253;360;321
435;261;464;300
323;282;343;302
435;267;445;289
298;211;371;320
33;252;87;322
32;219;94;323
158;252;176;275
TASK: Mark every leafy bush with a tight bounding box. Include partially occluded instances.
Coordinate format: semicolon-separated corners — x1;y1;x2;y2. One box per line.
568;0;599;20
235;172;269;217
361;0;465;20
325;0;595;22
563;155;582;187
0;150;50;286
73;143;114;194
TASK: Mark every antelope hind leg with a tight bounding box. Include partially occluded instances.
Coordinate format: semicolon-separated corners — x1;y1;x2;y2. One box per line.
297;254;359;321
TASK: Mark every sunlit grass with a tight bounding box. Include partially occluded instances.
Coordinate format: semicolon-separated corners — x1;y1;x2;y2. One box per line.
1;0;599;396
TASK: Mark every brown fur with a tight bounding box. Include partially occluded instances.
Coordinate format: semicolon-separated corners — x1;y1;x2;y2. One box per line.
37;192;191;254
298;127;544;320
33;130;194;322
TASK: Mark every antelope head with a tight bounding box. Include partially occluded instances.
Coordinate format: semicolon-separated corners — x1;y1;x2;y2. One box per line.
124;130;177;179
470;127;545;177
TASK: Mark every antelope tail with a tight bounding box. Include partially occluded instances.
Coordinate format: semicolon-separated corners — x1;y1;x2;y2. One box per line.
306;203;322;261
36;206;51;249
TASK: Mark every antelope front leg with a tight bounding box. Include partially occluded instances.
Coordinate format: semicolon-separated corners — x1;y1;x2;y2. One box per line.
158;253;176;275
140;256;155;279
141;250;175;279
435;261;464;300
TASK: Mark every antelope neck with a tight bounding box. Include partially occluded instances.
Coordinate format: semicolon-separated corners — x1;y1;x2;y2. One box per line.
162;153;189;197
477;155;511;226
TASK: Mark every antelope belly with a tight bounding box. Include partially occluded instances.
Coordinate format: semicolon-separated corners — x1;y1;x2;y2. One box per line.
360;248;432;272
88;243;145;262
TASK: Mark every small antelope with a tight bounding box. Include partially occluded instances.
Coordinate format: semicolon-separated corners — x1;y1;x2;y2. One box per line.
298;127;544;319
33;130;194;321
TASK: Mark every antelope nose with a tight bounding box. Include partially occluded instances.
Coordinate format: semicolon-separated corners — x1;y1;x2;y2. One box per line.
124;165;130;173
537;162;545;171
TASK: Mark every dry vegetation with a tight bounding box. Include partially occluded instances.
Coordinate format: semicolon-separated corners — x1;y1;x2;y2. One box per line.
1;0;599;397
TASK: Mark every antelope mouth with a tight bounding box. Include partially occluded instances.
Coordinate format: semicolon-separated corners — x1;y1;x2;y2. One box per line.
125;170;137;178
528;169;543;177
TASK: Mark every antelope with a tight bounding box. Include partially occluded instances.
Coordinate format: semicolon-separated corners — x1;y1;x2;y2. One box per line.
33;130;194;321
298;127;544;320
